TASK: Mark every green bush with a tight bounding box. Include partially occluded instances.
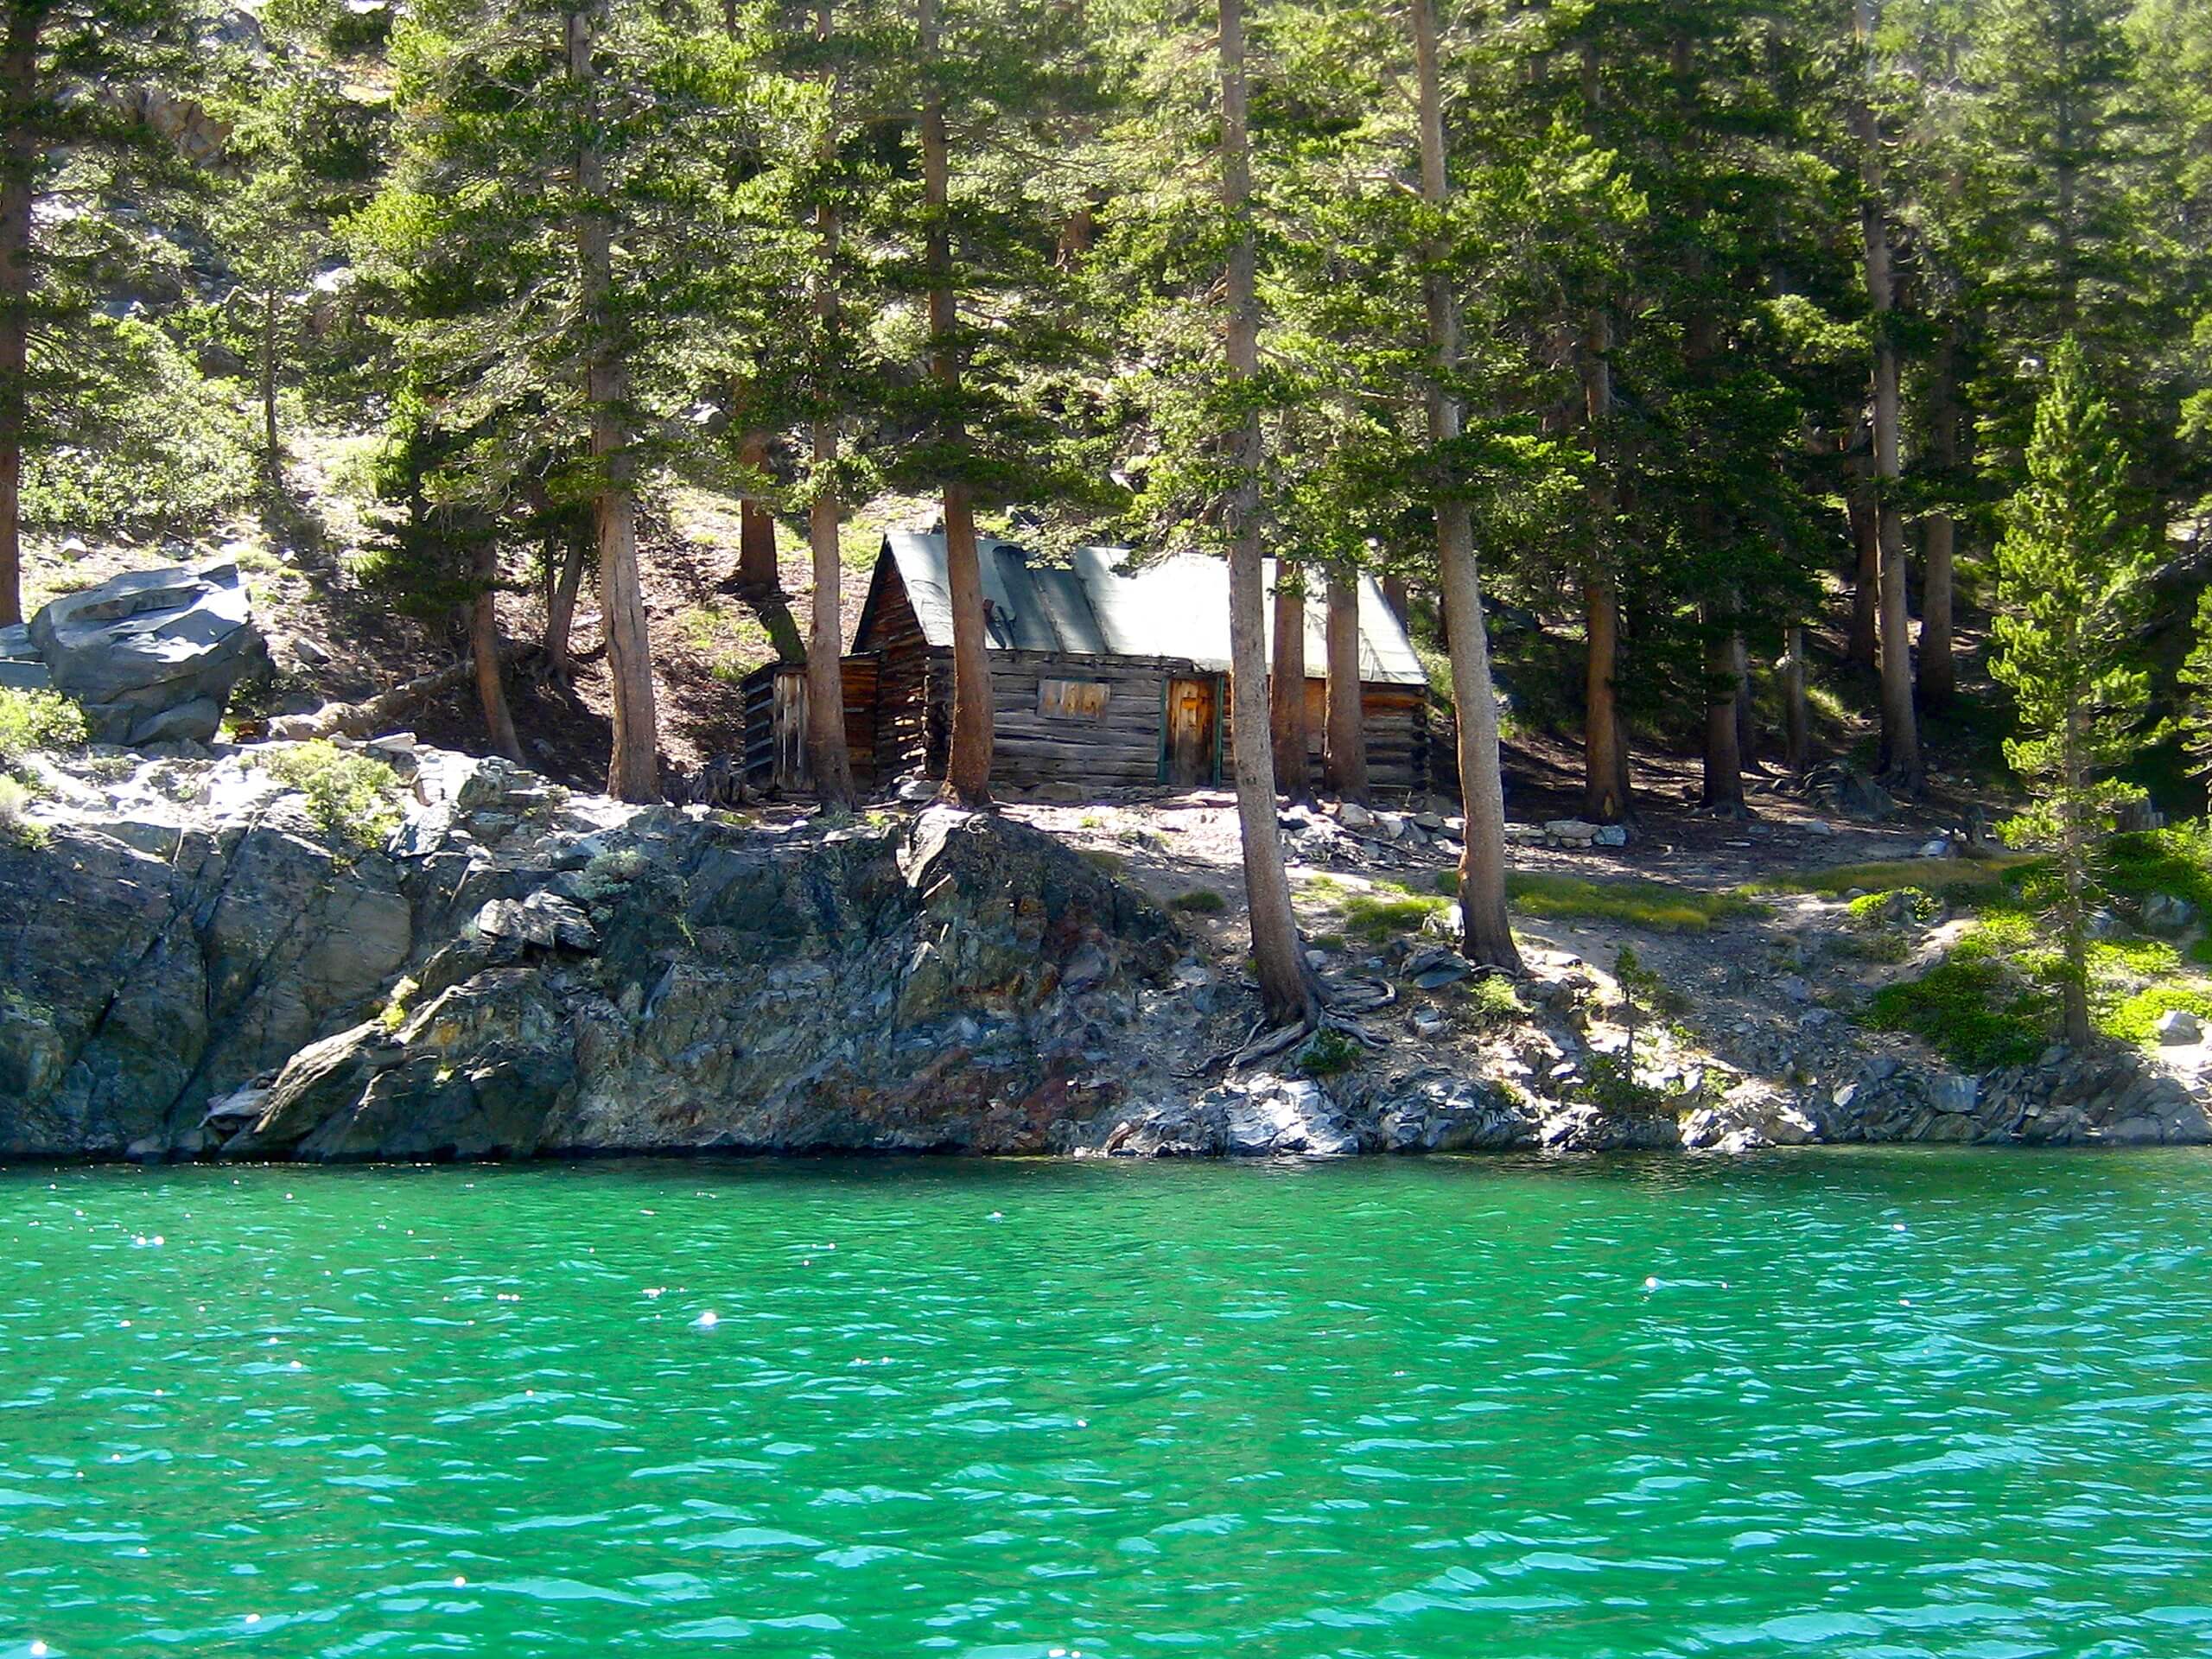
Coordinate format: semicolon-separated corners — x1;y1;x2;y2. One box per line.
1847;886;1940;928
0;688;87;765
258;741;402;851
2103;984;2212;1046
1465;973;1527;1027
1866;956;2053;1071
2101;825;2212;919
0;774;46;849
1296;1026;1360;1077
1171;887;1227;915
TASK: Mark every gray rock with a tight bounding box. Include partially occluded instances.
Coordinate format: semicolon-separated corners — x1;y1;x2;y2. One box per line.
27;563;269;746
1544;818;1600;844
1337;801;1376;830
1916;836;1953;859
1775;975;1812;1004
2143;893;2197;936
1593;823;1629;848
2156;1007;2202;1046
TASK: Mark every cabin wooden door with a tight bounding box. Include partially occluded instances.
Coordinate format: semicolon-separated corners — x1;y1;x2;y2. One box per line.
771;667;809;791
1164;676;1220;786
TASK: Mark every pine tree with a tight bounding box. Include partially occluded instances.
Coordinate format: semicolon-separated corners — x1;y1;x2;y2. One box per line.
1990;336;2158;1045
353;0;762;799
0;0;221;623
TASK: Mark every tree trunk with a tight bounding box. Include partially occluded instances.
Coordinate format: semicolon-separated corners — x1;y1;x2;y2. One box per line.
734;431;804;664
1781;622;1810;772
1918;330;1960;707
1578;49;1630;825
543;527;588;684
469;537;523;764
1855;0;1920;791
1583;573;1630;821
1920;512;1955;707
1219;0;1313;1027
0;3;41;628
804;0;855;810
1323;571;1368;803
1700;614;1745;813
1269;561;1310;800
1847;480;1879;671
1382;574;1408;627
570;3;660;803
1732;630;1755;769
260;283;282;489
920;0;991;807
1414;0;1519;971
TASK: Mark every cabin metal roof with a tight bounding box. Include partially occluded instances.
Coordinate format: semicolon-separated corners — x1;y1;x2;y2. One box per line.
862;531;1428;687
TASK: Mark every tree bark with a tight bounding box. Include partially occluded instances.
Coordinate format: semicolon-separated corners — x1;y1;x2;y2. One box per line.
919;0;991;806
1578;47;1630;824
734;429;804;663
543;526;588;684
1854;0;1921;791
1323;572;1368;803
469;537;523;764
1700;612;1746;813
260;283;282;489
1781;622;1810;772
1918;329;1960;707
804;0;855;810
570;2;660;803
0;3;41;628
1269;561;1310;800
1382;574;1408;627
1847;478;1879;671
1414;0;1519;971
1219;0;1313;1027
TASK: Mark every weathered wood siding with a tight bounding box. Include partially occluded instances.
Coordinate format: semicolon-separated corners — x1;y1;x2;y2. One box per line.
859;561;936;779
1221;676;1426;794
738;655;881;792
992;652;1176;790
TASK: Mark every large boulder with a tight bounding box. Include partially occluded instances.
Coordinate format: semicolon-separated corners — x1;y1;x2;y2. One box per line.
27;563;268;746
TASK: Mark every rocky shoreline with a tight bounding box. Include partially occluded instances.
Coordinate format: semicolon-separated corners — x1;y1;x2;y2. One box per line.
1;739;2205;1163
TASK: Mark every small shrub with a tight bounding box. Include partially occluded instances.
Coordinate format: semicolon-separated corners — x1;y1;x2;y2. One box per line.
2104;983;2212;1046
0;775;47;849
1296;1026;1360;1077
1866;957;2053;1071
1465;974;1527;1027
575;846;648;900
1847;887;1940;928
1579;1052;1674;1118
258;741;402;850
0;688;87;765
1172;887;1226;915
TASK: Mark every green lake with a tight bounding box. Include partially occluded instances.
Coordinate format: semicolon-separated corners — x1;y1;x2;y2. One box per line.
3;1152;2210;1657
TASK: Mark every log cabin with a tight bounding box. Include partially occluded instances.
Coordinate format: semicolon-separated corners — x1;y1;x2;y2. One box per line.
742;531;1432;798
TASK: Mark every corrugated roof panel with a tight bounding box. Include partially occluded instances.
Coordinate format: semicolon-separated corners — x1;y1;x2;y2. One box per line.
877;534;1428;687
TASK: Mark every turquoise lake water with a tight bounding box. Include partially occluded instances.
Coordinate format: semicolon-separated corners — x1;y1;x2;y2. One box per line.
2;1152;2209;1657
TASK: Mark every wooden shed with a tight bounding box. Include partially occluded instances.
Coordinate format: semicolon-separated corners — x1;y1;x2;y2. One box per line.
748;531;1433;798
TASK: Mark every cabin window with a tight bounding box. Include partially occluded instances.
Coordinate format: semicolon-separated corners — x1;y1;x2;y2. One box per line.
1038;677;1111;721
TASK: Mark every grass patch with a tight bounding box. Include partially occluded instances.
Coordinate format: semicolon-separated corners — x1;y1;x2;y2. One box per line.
1506;871;1760;932
1341;892;1452;940
258;741;402;851
1743;857;2019;902
0;774;46;849
1171;887;1226;915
